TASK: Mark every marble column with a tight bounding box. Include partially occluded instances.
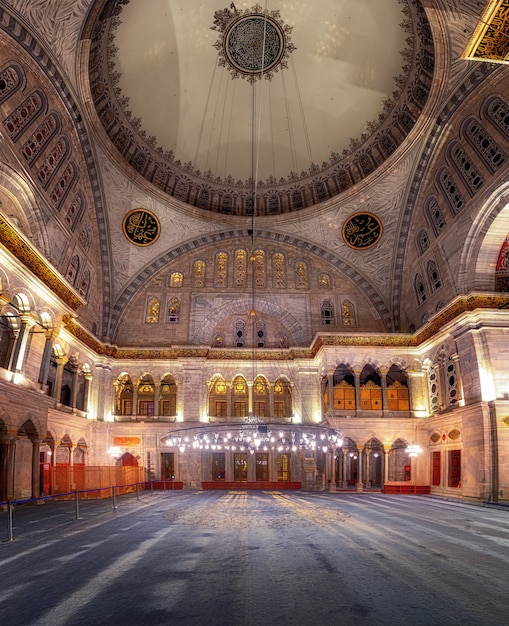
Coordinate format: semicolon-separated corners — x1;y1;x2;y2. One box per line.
9;316;35;373
380;368;388;412
38;331;56;389
327;369;334;412
31;437;41;499
53;356;68;402
354;369;361;413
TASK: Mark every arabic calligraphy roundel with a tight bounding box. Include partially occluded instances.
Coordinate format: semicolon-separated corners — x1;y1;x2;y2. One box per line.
123;208;160;246
342;212;383;250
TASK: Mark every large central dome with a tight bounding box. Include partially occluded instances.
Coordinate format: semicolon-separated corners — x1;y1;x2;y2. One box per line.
88;0;434;213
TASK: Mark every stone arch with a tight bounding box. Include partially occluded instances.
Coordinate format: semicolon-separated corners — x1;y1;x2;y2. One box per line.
0;164;51;256
108;230;393;340
459;182;509;292
118;452;138;467
191;296;309;346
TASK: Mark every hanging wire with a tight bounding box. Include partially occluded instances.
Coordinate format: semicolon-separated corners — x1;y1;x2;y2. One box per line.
290;55;313;165
214;72;232;176
194;60;221;170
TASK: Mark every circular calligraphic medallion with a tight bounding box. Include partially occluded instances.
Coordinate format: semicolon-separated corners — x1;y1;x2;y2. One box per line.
225;16;285;75
342;212;383;250
123;208;160;246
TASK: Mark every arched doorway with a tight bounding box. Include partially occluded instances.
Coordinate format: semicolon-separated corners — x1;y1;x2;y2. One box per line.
119;452;138;467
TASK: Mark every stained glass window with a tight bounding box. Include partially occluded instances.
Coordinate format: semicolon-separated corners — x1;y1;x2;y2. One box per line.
146;297;160;323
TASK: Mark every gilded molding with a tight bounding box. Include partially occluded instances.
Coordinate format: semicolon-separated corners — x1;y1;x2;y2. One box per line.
0;217;84;311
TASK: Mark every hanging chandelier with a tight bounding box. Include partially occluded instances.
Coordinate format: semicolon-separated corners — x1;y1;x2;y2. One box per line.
164;420;343;455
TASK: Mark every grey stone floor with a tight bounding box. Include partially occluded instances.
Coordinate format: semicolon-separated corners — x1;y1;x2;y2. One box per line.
1;491;508;625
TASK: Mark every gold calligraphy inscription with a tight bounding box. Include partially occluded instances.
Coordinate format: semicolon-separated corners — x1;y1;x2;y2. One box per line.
113;436;141;447
123;209;160;246
342;212;382;250
463;0;509;63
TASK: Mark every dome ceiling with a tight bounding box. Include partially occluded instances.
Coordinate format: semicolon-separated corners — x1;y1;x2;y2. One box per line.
89;0;434;214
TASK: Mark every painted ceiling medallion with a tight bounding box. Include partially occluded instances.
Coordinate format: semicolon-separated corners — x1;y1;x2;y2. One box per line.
122;208;160;246
342;213;383;250
212;4;296;82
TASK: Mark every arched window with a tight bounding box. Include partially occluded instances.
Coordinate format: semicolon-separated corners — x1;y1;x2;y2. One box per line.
360;365;382;410
193;260;206;288
318;273;331;289
3;89;45;141
274;378;292;418
415;228;430;255
22;113;59;164
272;252;286;288
253;376;269;417
77;269;90;299
314;180;328;202
329;364;355;411
145;297;160;323
436;167;465;216
78;225;92;251
160;375;177;417
495;233;509;292
427;362;439;414
414;273;427;304
215;252;228;288
234;249;247;288
447;140;484;196
445;354;459;407
232;375;248;418
425;196;446;236
484;95;509;139
49;162;77;207
169;272;183;288
427;260;441;292
74;439;87;466
167;298;180;323
0;65;23;105
291;188;303;209
255;319;265;348
0;313;16;369
378;133;397;157
197;188;210;209
320;299;335;325
66;255;80;285
388;439;411;481
209;376;227;418
268;194;280;214
234;319;245;347
386;365;409;411
115;373;133;416
295;262;308;288
463;118;506;173
137;374;155;417
341;300;356;326
37;137;71;188
65;193;85;228
356;152;375;176
253;249;266;288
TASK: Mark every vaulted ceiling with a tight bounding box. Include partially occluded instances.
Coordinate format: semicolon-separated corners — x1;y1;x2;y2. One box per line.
0;0;506;342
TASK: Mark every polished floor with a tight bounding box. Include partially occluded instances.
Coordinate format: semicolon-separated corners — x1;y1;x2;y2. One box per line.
1;491;508;625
